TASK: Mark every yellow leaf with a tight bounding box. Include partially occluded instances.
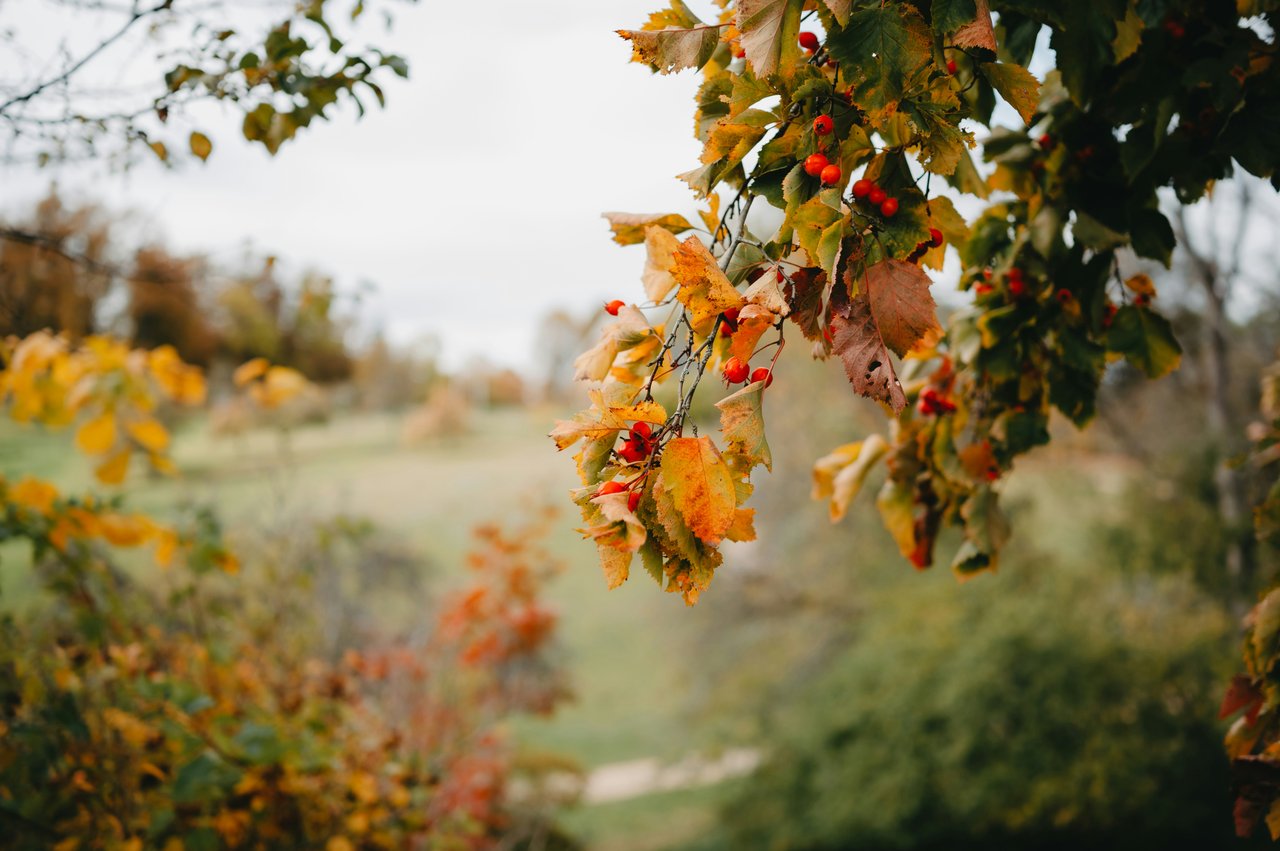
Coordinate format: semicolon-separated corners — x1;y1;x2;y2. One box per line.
659;436;737;545
597;543;633;589
233;357;270;387
98;513;156;547
326;838;355;851
154;527;180;568
102;707;158;747
1123;273;1156;297
642;226;681;302
716;380;772;472
94;449;132;485
9;476;59;516
671;236;746;331
726;507;756;542
1268;798;1280;841
125;416;170;452
189;131;213;161
75;410;117;455
252;366;308;408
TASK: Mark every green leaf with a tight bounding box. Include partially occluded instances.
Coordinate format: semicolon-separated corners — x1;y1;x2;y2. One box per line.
981;62;1040;125
826;4;932;122
932;0;977;35
737;0;803;79
1106;305;1181;378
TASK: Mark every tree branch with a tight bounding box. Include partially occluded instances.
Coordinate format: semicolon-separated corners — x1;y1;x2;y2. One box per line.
0;1;173;116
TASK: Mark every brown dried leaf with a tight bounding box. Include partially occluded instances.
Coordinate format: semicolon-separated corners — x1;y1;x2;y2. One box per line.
830;288;908;413
952;0;996;51
862;259;942;358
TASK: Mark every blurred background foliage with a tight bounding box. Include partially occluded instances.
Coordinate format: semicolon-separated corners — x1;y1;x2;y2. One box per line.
2;174;1279;847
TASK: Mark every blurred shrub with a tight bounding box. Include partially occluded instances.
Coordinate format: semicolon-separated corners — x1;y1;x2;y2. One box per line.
0;331;574;849
703;561;1248;851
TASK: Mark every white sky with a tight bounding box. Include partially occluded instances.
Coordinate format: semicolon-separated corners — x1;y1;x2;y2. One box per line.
1;0;728;369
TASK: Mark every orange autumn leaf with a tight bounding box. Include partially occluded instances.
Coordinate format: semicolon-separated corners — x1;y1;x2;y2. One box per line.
659;436;737;545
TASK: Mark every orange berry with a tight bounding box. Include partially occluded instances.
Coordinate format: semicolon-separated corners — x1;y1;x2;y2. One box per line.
813;114;834;135
605;299;625;315
804;153;829;177
597;481;626;497
820;163;843;186
751;367;774;388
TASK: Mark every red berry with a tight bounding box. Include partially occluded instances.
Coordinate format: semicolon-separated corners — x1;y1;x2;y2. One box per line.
946;58;958;75
628;490;641;512
597;481;626;497
880;197;899;217
722;356;750;384
804;153;829;177
851;178;872;198
799;31;820;51
1056;288;1072;303
1007;266;1023;281
722;307;740;326
618;437;648;464
1134;292;1151;308
1164;19;1185;39
1103;303;1118;328
975;283;994;296
929;227;943;247
1008;278;1026;298
820;163;843;186
813;114;834;136
631;421;653;440
734;47;746;59
751;367;774;388
1038;133;1052;148
868;186;886;205
605;299;625;316
982;268;993;281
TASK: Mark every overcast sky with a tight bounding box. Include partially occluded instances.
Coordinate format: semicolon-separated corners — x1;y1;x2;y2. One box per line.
2;0;736;369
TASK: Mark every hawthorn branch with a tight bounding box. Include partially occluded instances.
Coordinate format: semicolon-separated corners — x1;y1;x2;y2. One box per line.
0;1;174;117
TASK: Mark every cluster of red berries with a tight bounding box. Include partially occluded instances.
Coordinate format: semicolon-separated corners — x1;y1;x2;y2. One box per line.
596;479;642;512
804;151;843;187
906;227;944;263
851;178;898;217
974;266;1026;298
722;356;773;387
617;420;655;465
917;386;957;416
